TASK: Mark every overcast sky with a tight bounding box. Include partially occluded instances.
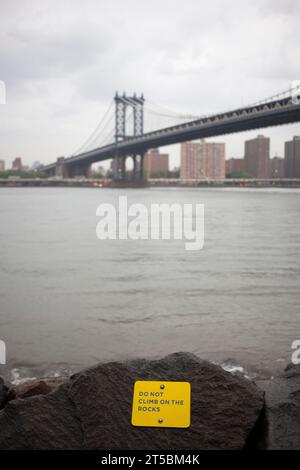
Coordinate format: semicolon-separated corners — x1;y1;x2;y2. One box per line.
0;0;300;169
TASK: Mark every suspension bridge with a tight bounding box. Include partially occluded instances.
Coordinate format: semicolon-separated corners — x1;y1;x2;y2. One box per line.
42;87;300;181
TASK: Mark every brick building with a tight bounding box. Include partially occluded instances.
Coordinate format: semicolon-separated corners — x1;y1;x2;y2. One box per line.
244;135;270;178
284;136;300;178
143;148;169;177
180;140;225;179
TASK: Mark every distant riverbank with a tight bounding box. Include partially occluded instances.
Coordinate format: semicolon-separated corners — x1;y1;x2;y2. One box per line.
1;177;300;188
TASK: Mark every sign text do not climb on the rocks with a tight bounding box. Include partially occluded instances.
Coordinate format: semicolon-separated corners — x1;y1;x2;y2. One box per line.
131;381;191;428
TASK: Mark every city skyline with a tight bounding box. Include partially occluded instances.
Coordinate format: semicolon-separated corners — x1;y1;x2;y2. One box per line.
2;132;300;179
0;110;299;172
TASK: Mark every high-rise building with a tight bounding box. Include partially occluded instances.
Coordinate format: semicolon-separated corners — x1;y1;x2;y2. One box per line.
180;140;225;179
284;136;300;178
270;156;285;178
12;157;22;171
0;160;5;171
143;149;169;177
225;158;245;175
244;135;270;178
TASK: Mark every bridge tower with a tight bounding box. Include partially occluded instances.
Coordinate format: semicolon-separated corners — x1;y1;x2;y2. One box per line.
113;92;145;181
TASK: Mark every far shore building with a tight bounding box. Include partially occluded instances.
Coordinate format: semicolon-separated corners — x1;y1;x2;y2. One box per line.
12;157;22;171
225;158;245;175
143;148;169;177
0;159;5;171
270;156;285;178
244;135;270;178
284;136;300;178
180;140;225;179
31;161;42;171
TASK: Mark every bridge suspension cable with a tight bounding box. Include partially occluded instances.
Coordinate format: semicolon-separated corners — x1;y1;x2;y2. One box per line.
72;100;115;156
83;109;115;151
145;100;203;120
248;83;300;108
91;106;135;149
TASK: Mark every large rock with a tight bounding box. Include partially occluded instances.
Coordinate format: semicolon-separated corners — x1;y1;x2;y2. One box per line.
0;352;264;450
0;383;83;449
257;363;300;449
0;377;8;409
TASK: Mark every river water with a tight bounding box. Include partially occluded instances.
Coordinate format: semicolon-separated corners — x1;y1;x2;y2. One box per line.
0;186;299;383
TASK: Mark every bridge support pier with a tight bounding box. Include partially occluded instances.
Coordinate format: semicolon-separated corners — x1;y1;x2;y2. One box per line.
68;163;92;178
113;155;126;180
112;153;145;182
133;154;144;181
54;157;91;179
55;157;69;178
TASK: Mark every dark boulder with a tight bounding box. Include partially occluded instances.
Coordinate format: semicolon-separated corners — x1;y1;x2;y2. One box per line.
0;383;83;449
257;363;300;449
0;377;9;409
0;352;264;450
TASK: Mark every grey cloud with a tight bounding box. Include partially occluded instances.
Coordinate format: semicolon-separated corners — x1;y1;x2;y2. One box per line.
0;24;115;90
259;0;300;16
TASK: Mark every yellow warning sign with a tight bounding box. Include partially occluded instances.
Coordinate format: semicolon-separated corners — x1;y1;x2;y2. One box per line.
131;381;191;428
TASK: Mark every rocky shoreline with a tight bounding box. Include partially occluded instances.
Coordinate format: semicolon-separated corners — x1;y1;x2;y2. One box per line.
0;352;299;449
